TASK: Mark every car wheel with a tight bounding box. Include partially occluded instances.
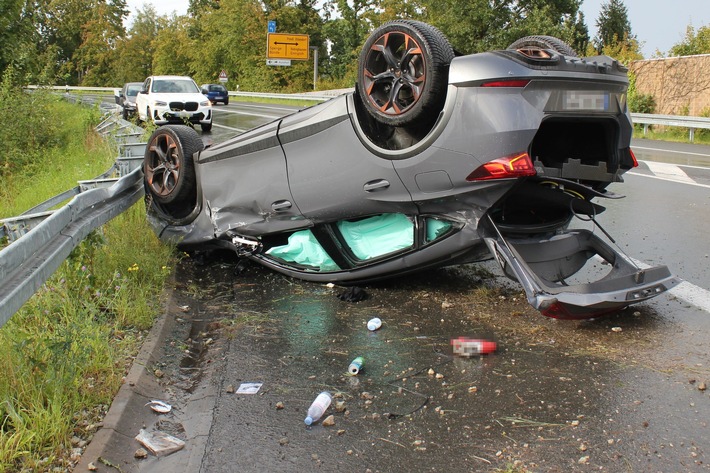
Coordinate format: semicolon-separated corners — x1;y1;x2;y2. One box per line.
224;98;229;105
122;107;128;120
144;125;203;208
201;121;212;132
507;35;578;57
357;20;454;127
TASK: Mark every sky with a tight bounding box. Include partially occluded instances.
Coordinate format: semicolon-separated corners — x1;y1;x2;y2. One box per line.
125;0;710;58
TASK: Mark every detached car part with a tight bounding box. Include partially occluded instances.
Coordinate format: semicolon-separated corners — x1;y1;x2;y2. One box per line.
143;21;679;319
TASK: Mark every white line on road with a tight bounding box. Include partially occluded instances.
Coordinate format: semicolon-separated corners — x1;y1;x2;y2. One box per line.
643;161;697;184
631;257;710;313
211;123;246;133
627;171;710;189
633;145;710;158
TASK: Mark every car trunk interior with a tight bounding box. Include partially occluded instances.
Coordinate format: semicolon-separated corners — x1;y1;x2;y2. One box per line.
529;116;622;187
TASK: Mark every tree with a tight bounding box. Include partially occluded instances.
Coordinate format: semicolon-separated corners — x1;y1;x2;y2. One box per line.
593;0;633;53
669;24;710;56
111;6;164;84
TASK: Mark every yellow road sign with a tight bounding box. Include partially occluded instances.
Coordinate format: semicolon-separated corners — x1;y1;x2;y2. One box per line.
267;33;310;60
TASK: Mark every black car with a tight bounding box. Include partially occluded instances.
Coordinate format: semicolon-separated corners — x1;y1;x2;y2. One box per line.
143;21;679;319
115;82;143;119
201;83;229;105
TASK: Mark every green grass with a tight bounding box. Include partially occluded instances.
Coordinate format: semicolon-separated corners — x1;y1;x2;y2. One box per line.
633;125;710;145
0;101;115;218
0;99;175;470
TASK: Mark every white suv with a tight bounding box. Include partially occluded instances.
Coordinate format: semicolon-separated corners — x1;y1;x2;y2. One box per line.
136;76;213;132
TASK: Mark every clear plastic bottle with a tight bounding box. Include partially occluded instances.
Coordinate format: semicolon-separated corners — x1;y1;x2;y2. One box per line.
304;391;332;425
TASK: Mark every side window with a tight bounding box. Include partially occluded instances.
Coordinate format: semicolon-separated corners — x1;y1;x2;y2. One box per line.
336;214;414;260
143;78;151;93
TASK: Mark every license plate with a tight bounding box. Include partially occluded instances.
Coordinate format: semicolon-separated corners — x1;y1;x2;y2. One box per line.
563;91;609;111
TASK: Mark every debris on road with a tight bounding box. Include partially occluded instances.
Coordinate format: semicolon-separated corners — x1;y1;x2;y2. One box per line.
367;317;382;331
145;400;172;414
348;356;364;375
337;287;368;302
135;429;185;457
321;415;335;426
236;382;262;394
451;337;497;357
304;391;332;425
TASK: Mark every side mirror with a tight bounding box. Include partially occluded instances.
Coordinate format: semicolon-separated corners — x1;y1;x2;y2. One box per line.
201;89;208;94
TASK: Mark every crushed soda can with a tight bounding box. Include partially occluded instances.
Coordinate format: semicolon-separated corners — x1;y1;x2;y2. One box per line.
451;337;497;357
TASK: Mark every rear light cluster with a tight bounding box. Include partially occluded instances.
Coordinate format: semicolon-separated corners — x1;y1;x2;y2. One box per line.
481;79;530;88
466;152;536;181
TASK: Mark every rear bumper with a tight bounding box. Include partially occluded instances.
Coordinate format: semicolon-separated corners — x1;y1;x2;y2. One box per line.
481;216;681;319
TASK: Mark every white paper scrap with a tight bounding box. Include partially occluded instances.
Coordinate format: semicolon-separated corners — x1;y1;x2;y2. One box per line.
236;382;263;394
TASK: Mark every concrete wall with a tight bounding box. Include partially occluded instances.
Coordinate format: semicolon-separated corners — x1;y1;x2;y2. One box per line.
630;54;710;116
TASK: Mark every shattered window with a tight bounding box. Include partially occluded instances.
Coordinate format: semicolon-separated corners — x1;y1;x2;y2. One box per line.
337;214;414;260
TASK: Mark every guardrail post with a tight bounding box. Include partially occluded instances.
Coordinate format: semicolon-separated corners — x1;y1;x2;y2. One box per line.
690;128;695;143
643;124;649;136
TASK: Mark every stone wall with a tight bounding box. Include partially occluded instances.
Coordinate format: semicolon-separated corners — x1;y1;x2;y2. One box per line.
630;54;710;116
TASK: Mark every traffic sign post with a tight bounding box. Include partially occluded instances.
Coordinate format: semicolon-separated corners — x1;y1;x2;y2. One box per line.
267;33;309;60
218;70;228;83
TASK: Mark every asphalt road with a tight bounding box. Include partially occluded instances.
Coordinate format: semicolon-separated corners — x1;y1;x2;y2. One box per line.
78;101;710;472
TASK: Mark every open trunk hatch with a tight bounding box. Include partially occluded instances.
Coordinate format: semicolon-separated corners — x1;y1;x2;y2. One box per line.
481;216;680;319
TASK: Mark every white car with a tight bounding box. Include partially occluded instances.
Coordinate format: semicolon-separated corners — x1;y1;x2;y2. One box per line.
135;75;212;132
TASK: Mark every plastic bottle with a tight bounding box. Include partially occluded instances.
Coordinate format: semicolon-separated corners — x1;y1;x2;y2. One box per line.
367;317;382;331
304;391;332;425
348;356;364;375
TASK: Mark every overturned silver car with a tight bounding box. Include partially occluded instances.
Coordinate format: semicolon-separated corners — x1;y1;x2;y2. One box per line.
143;20;679;319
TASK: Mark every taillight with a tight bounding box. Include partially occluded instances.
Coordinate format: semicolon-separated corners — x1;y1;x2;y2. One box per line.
466;152;536;181
629;148;639;167
481;79;530;88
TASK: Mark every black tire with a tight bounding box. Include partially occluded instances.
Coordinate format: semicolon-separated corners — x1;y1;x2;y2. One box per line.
357;20;454;127
144;125;203;209
201;121;212;132
507;35;578;57
224;98;229;105
122;107;128;120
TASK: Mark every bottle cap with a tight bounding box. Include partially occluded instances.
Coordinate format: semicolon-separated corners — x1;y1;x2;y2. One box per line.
304;416;314;425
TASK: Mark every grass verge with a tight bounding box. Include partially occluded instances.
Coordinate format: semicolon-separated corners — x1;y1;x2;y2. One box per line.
0;100;175;471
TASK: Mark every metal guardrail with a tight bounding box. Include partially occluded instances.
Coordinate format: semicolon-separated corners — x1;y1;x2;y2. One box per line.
27;85;339;103
0;115;147;328
631;113;710;142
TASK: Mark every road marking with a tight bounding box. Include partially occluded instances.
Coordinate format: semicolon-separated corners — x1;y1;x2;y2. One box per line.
642;161;696;184
216;108;284;119
628;171;710;190
630;257;710;313
211;123;246;133
633;145;710;158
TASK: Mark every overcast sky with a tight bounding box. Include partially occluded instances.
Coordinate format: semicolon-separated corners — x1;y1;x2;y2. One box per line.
125;0;710;57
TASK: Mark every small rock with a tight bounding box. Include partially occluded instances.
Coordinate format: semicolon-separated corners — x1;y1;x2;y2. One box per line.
611;326;622;332
279;437;289;446
346;450;353;455
337;429;346;436
578;456;590;464
579;444;588;452
360;392;374;400
276;401;285;409
571;420;580;427
427;368;435;376
225;384;235;394
468;386;478;393
154;369;164;379
435;373;444;379
441;301;454;309
334;401;346;412
134;448;148;459
698;382;707;391
322;415;335;426
88;462;98;471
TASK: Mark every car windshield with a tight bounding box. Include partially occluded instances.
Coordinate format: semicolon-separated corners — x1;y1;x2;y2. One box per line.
152;79;199;94
126;85;141;97
208;85;226;92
